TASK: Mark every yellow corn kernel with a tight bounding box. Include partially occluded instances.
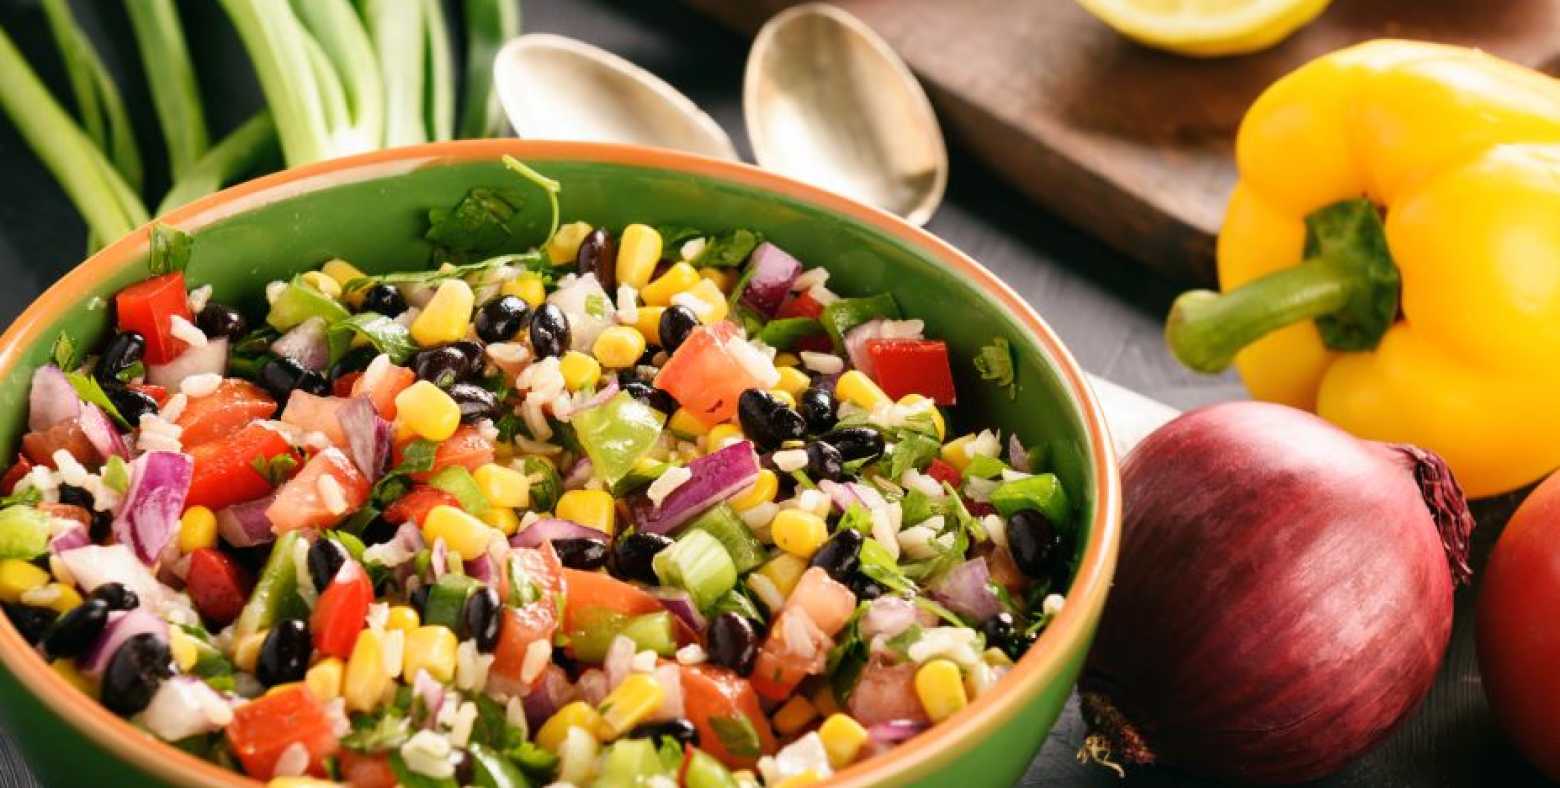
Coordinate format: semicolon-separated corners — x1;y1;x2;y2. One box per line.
616;224;663;289
729;470;778;512
169;627;199;672
668;408;709;438
410;279;476;347
556;489;615;536
898;394;946;440
817;713;869;769
422;505;498;561
983;647;1014;668
547;221;594;264
234;630;268;674
597;673;665;738
51;658;95;697
559;351;601;392
675;279;729;324
394;381;461;441
704;423;745;453
25;583;82;614
633;306;665;346
0;559;49;604
641;262;700;306
914;659;968;722
811;684;840;717
402;625;459;684
835;370;891;410
768;389;796;410
537;701;608;752
501;273;547;308
775;772;822;788
699;267;737;293
321;258;365;288
474;463;530;509
343;628;389;713
772;510;828;559
592;326;647;369
771;695;817;736
939;434;976;473
300;270;342;301
482;506;521;536
305;657;345;701
386;605;420;633
757;553;809;599
178;505;218;554
774;367;811;399
774;352;800;368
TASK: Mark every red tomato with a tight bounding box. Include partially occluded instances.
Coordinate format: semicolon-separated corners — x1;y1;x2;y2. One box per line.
21;421;100;469
186;423;295;510
865;338;957;405
115;272;192;365
679;664;777;769
785;567;857;636
126;383;168;407
776;292;824;320
338;751;397;788
848;659;929;727
279;391;350;449
489;545;566;690
176;379;276;448
1478;470;1560;780
382;486;462;526
926;458;961;487
352;362;416;420
392;425;494;483
186;548;253;626
561;568;662;631
225;686;339;779
266;448;370;533
654;321;772;426
0;455;33;495
332;372;361;398
311;561;372;659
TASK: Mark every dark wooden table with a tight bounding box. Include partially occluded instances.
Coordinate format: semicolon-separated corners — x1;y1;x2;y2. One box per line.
0;0;1545;785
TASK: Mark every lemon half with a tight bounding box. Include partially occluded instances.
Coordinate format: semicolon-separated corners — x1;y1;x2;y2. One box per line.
1075;0;1332;57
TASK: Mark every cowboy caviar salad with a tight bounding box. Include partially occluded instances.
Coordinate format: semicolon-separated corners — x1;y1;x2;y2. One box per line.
0;161;1076;787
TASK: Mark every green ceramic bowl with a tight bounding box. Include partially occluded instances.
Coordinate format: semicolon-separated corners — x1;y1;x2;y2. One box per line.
0;140;1120;787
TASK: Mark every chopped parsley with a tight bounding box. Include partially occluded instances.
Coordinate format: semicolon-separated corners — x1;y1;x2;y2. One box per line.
975;337;1016;399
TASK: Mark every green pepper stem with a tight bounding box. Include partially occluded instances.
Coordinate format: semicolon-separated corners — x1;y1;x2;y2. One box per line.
1165;255;1353;374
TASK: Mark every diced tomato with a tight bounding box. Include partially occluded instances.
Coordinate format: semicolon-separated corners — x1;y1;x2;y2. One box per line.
38;503;91;528
176;379;277;448
332;372;361;399
848;658;930;727
115;272;193;365
561;568;662;630
351;362;416;420
517;542;566;603
655;321;773;426
225;685;339;779
21;421;100;469
926;458;962;487
266;447;370;533
0;455;33;495
382;486;461;527
489;545;567;692
186;548;254;627
750;609;830;702
393;425;494;482
786;567;857;636
338;751;397;788
126;383;168;407
186;423;295;510
279;391;350;449
865;339;957;405
679;664;777;769
982;544;1029;598
311;561;372;659
776;292;824;320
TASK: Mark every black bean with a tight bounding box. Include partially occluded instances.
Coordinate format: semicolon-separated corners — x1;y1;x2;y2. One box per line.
808;528;863;583
361;284;408;317
463;587;502;653
1007;510;1063;579
256;618;311;686
620;380;654;403
707;613;758;675
738;389;807;451
196;303;248;342
475;296;530;343
850;575;886;601
329;346;379;379
57;484;92;509
4;603;58;646
101;633;172;716
87;582;138;612
307;538;347;593
799;386;837;434
449;341;486;374
648;388;679;417
552;538;609;570
576;229;617;293
451;749;475;787
529;304;571;359
43;599;109;659
820;427;885;462
657;306;699;353
104;386;159;426
448;382;499;423
805;440;845;483
627;718;699;748
258;357;329;401
612;533;674;585
412;345;476;388
982;612;1026;661
94;332;145;384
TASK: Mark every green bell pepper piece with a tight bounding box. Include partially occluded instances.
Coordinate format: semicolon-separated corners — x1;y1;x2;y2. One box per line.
820;292;900;348
428;466;490;516
469;742;532;788
266;275;350;331
757;317;825;350
0;506;50;559
594;738;670;787
989;472;1070;524
684;749;740;788
235;531;308;638
570;391;666;485
423;573;478;632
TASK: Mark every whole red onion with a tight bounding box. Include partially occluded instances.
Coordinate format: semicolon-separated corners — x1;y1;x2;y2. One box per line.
1080;401;1473;783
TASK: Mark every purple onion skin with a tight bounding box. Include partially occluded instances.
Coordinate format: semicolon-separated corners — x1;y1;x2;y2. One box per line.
1081;402;1473;784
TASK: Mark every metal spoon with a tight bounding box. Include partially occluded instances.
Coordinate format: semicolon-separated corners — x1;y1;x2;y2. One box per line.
744;3;948;226
493;33;739;161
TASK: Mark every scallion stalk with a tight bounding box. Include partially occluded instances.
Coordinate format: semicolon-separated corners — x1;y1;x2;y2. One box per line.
125;0;209;181
40;0;142;191
422;0;456;142
157;111;280;215
288;0;384;154
362;0;427;147
218;0;334;165
458;0;521;139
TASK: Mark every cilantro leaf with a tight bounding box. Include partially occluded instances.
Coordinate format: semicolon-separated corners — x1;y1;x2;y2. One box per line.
327;312;417;365
371;439;440;508
691;228;762;268
858;537;915;595
65;372;129;428
826;602;870;703
0;487;42;508
708;715;762;759
523;456;561;514
425;188;518;261
344;252;551;293
51;333;78;372
885;432;939;480
653;225;704;249
148;223;193;275
249;453;298;486
974;337;1016;399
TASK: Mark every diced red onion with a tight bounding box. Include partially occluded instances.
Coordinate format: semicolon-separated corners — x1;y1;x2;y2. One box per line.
739;243;803;317
562;458;594;491
429;538;449;580
868;718;928;745
576;668;609;706
818;479;887;513
628;441;760;535
412;668;445;727
652;662;684;722
575;379;620;415
270;317;329;371
465;552;497;585
522;664;575;730
509;518;605;549
29;365;80;432
652;587;707;635
82;607;167;675
860;596;918;643
48;524;90;555
1008;434;1031;473
146;338;228;389
111;451;193;564
929;557;1003;623
337;396;390;479
216;496;276;548
58;544;165;608
843;319;885;378
77;403;129;460
604;635;635;691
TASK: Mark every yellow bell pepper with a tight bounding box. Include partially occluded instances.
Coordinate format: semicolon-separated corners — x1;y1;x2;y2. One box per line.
1167;40;1560;498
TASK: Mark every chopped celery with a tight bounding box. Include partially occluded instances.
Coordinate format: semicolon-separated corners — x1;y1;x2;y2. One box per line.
617;611;677;657
236;531;308;637
594;738;669;787
266;276;351;330
423;574;477;632
683;748;740;788
568;609;675;662
469;742;531;788
571;392;666;484
653;529;737;610
428;466;490;516
0;506;50;560
687;505;766;574
989;472;1070;524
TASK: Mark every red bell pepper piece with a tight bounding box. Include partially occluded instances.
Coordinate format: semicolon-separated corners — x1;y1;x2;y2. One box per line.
926;458;961;487
311;561;372;659
115;272;193;365
0;455;33;495
225;686;339;779
186;548;254;627
776;292;824;320
332;372;361;398
864;338;958;405
186;423;296;510
382;486;461;526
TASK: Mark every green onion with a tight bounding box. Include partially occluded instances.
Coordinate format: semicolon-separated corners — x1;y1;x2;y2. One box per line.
41;0;142;191
653;529;738;610
289;0;384;153
422;0;456;142
427;466;491;517
157;111;280;214
218;0;337;165
362;0;427;147
126;0;209;180
458;0;521;139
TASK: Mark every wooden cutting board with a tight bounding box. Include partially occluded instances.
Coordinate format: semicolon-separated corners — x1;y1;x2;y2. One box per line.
686;0;1560;283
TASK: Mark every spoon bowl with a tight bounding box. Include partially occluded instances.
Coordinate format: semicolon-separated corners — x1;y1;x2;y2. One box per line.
745;3;948;226
494;33;738;161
